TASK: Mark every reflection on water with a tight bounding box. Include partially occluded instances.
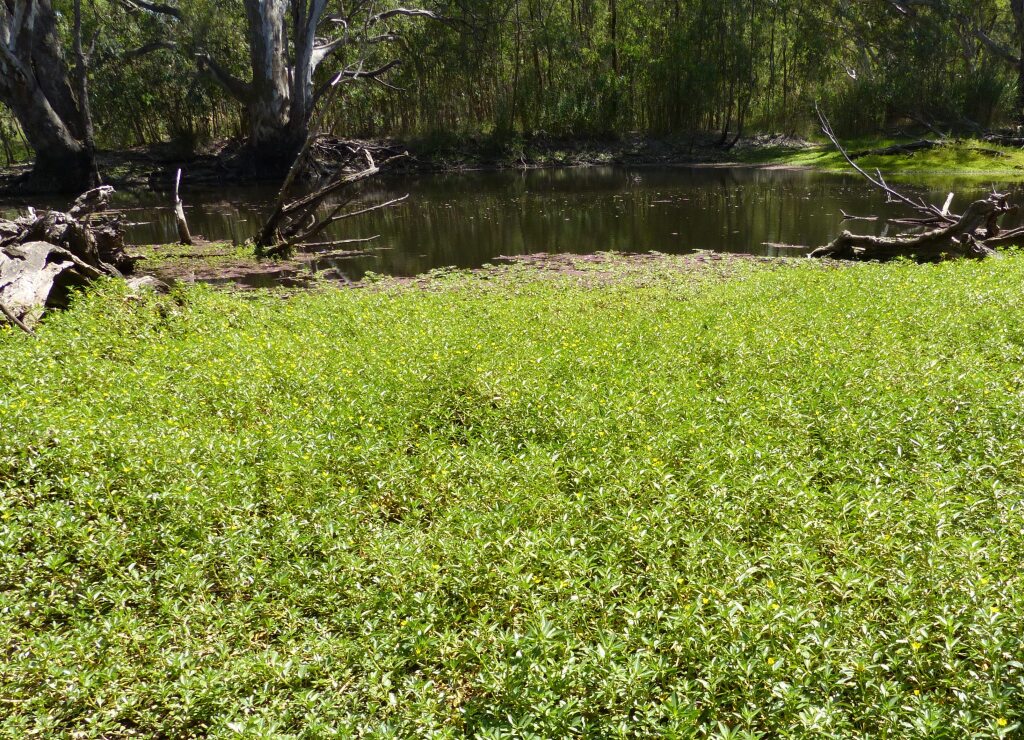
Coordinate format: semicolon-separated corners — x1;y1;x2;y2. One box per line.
4;166;1020;280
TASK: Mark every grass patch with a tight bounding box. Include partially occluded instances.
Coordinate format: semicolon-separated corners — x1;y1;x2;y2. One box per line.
2;256;1024;736
740;138;1024;180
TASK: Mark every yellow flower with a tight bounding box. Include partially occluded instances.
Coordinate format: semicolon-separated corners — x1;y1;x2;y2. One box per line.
911;641;922;651
998;718;1008;727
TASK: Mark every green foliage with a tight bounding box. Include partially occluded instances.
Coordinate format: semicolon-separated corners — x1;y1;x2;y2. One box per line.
3;256;1024;735
0;110;30;164
15;0;1019;154
742;137;1024;179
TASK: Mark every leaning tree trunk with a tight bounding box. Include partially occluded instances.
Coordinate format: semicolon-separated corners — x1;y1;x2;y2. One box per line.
0;0;95;193
5;84;93;194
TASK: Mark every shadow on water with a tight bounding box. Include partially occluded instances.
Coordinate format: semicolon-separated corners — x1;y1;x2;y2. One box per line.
5;166;1023;283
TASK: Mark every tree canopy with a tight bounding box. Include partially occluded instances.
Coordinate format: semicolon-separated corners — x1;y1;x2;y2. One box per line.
2;0;1024;191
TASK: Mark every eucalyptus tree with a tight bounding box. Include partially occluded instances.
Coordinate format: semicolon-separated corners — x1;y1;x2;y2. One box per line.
0;0;97;192
130;0;439;173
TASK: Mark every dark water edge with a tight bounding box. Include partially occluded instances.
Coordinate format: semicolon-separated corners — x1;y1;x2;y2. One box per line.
4;165;1021;282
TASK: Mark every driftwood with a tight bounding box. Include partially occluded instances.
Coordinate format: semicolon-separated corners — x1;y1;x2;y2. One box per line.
0;187;134;330
173;169;193;246
808;106;1024;262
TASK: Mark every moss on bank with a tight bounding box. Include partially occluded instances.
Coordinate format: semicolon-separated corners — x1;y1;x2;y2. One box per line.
2;254;1024;736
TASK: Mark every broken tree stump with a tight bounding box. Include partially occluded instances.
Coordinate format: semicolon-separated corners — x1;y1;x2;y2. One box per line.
173;169;193;246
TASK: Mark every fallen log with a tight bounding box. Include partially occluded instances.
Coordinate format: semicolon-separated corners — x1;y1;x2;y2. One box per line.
807;107;1024;263
811;194;1010;262
0;187;135;328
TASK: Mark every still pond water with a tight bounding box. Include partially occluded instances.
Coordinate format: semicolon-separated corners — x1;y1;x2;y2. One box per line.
5;166;1017;280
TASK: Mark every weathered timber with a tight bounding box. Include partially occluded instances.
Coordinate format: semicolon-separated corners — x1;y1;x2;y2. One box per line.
808;107;1024;263
0;188;133;328
810;195;1010;262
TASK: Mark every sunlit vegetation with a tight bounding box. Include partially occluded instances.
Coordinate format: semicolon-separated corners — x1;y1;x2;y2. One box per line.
2;255;1024;736
741;138;1024;178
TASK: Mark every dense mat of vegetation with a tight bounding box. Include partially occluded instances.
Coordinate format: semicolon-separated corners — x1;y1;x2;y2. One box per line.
2;256;1024;737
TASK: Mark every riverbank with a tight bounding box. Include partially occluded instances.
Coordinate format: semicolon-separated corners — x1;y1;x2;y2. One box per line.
3;133;1020;194
2;134;812;194
2;253;1023;736
736;136;1024;179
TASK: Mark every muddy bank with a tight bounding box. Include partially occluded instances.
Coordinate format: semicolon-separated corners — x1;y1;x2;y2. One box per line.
132;240;368;290
132;242;819;292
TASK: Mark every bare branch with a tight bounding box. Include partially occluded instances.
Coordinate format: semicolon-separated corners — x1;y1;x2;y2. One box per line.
312;60;401;104
815;103;954;222
312;32;397;68
969;25;1021;66
295;195;408;245
122;39;177;61
369;7;439;24
345;59;402;79
326;195;408;225
0;301;35;335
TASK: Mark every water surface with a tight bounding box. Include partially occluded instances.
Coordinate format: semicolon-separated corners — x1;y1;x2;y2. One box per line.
4;166;1018;281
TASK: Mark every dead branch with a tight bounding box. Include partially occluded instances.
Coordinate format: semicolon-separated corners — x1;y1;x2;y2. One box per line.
815;103;955;223
299;236;381;250
173;169;192;245
255;64;408;259
0;300;34;335
808;106;1024;263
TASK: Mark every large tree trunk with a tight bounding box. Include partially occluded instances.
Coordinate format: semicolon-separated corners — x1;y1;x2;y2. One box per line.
243;0;301;174
0;0;95;193
5;83;92;194
138;0;434;179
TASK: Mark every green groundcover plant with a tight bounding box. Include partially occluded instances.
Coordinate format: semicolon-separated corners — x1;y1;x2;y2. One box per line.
1;255;1023;738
